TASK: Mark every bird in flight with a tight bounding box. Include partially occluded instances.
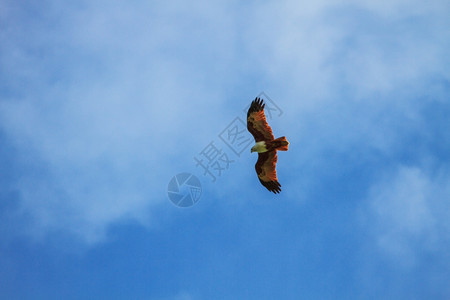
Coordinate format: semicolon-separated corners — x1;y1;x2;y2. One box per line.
247;97;289;193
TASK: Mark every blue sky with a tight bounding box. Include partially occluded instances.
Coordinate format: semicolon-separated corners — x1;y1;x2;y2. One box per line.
1;0;449;299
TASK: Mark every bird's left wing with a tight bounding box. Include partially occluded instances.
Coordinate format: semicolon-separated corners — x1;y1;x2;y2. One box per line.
255;151;281;193
247;98;275;142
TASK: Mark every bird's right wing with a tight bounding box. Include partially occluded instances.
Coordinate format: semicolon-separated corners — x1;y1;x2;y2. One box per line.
255;151;281;194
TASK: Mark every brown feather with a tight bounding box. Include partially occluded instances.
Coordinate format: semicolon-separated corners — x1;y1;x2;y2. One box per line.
247;98;275;142
255;151;281;194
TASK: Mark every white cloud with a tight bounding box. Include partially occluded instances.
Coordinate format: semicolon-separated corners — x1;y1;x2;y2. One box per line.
241;0;449;105
0;0;448;245
363;166;450;266
0;0;234;244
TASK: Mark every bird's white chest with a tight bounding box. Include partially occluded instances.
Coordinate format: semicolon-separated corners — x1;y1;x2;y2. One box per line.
253;141;268;153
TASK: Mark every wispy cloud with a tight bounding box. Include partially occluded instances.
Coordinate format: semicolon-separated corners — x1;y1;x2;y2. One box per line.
1;0;449;247
362;166;450;266
1;0;233;243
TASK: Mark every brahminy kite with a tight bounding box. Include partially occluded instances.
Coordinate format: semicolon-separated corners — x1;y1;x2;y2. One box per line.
247;97;289;193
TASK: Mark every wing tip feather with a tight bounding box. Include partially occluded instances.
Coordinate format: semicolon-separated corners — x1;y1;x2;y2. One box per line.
259;179;282;194
247;97;265;117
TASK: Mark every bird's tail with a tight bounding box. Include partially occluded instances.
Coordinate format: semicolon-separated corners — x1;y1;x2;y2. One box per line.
273;136;289;151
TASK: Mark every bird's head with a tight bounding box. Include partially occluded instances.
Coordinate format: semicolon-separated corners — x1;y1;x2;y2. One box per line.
251;141;267;153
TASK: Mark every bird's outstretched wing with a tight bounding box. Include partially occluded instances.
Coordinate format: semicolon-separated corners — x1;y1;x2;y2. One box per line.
255;151;281;194
247;97;274;142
